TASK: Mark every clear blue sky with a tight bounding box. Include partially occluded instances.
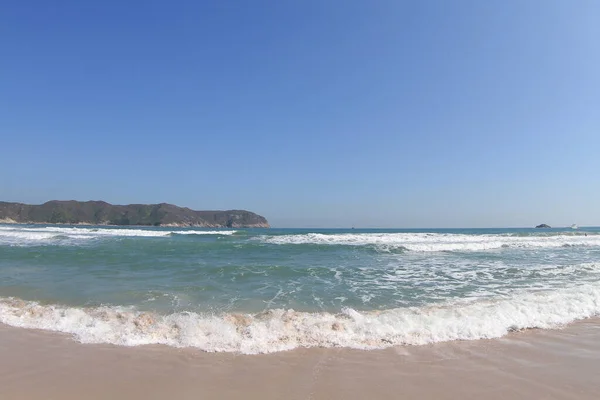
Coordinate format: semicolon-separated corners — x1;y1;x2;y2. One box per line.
1;1;599;228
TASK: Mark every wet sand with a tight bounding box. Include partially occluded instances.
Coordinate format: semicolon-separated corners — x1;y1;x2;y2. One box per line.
2;321;600;400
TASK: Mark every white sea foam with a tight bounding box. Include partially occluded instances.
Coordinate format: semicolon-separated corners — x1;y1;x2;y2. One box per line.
172;230;238;236
0;225;237;245
261;233;600;252
1;284;600;354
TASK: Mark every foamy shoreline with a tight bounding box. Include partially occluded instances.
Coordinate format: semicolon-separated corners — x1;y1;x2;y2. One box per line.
3;281;600;354
2;319;600;399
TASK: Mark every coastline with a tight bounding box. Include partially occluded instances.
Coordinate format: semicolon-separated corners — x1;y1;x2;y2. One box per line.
2;320;600;399
0;201;271;228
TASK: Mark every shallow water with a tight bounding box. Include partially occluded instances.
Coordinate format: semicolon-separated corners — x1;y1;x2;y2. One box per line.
1;224;599;353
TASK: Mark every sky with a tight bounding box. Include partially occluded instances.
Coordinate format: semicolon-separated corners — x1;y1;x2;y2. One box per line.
1;1;599;228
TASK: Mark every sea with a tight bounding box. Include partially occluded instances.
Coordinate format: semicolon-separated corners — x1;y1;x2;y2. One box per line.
1;224;600;354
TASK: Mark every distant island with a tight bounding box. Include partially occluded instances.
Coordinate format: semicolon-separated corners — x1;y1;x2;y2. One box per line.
535;224;551;228
0;200;269;228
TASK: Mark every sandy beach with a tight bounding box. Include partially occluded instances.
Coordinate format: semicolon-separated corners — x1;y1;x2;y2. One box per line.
2;320;600;400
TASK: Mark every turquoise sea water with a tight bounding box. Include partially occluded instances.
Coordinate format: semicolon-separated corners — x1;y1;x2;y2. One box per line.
1;224;600;353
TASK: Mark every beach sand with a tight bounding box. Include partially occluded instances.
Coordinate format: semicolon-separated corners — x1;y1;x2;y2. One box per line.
2;321;600;400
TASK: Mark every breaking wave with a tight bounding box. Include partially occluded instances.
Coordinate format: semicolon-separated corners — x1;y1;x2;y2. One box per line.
261;232;600;252
0;226;237;246
2;283;600;354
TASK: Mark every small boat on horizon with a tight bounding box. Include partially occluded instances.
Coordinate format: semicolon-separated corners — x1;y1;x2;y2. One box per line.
571;224;578;230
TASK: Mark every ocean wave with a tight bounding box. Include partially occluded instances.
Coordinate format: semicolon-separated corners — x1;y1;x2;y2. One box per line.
260;233;600;252
170;231;238;237
501;231;598;237
1;284;600;354
0;226;237;246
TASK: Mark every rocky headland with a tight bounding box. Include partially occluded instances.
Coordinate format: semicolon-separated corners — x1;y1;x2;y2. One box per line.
0;201;270;228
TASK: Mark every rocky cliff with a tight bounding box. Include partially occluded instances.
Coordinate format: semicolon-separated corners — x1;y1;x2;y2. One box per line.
0;201;270;228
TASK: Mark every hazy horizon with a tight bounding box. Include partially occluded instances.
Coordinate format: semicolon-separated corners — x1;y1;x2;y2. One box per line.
0;198;593;229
